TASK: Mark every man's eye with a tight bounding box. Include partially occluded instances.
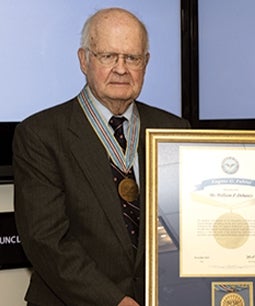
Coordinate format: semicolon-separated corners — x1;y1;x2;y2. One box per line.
101;53;115;60
126;55;139;62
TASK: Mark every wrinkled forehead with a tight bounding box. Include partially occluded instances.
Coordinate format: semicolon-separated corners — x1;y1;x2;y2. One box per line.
89;10;146;51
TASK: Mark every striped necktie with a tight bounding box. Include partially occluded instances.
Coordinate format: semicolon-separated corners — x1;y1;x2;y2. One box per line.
109;116;140;251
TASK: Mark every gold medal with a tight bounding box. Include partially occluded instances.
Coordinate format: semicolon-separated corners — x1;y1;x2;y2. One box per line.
118;178;139;202
221;292;245;306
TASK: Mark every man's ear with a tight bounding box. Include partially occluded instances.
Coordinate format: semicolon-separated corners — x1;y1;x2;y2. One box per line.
77;48;87;74
145;52;150;65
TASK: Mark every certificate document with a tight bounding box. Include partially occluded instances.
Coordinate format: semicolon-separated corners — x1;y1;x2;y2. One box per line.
180;145;255;276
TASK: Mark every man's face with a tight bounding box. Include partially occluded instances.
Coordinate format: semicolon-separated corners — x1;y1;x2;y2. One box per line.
78;14;149;113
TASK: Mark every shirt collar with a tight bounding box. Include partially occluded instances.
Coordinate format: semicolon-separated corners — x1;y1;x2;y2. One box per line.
86;85;134;125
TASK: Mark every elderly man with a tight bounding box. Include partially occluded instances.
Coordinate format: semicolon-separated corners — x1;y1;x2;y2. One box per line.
13;7;190;306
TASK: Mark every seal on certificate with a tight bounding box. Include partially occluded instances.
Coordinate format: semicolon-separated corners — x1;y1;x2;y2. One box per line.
221;156;239;175
213;212;249;249
220;292;245;306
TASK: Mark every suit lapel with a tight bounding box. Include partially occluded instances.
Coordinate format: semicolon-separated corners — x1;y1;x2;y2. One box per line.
67;100;134;262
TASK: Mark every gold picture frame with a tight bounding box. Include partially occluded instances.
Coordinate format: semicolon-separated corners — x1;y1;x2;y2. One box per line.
145;129;255;306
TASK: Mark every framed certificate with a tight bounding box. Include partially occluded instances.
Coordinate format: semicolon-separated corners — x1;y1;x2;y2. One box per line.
145;129;255;306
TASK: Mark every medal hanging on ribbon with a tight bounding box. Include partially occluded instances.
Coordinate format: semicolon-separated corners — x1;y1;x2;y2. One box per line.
118;177;139;202
110;162;139;202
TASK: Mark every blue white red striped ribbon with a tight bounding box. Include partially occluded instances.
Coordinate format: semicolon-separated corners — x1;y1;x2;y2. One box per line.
77;85;140;173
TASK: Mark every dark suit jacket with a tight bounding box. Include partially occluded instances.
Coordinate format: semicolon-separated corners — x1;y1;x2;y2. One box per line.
13;97;190;306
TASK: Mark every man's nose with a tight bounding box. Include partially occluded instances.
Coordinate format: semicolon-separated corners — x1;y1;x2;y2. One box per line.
112;56;128;72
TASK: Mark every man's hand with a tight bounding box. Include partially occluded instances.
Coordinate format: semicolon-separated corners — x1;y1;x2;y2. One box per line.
118;296;140;306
